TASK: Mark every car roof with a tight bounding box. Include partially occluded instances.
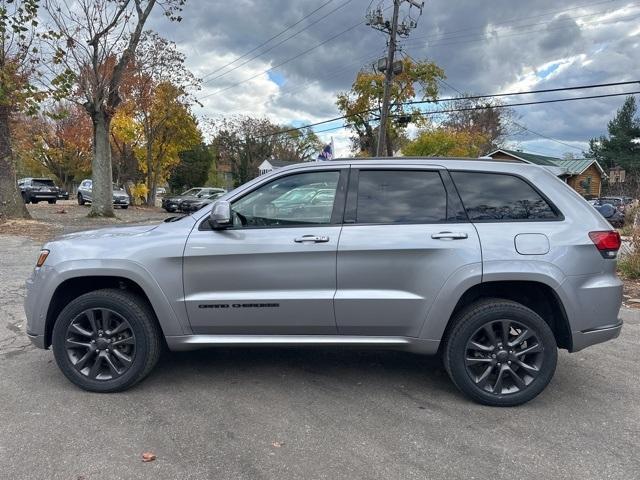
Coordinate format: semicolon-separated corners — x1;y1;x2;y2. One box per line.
276;157;554;176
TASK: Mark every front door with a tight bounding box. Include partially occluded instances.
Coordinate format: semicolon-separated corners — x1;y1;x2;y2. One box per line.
183;168;347;335
335;167;482;337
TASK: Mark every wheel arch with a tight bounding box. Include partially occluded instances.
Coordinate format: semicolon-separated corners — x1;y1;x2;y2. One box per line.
43;272;185;348
441;281;573;351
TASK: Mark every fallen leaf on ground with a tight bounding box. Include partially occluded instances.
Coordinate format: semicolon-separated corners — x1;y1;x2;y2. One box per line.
141;452;157;462
271;441;284;448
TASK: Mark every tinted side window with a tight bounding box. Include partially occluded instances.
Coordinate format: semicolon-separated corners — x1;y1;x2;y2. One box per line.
232;171;340;227
451;172;558;221
356;170;447;224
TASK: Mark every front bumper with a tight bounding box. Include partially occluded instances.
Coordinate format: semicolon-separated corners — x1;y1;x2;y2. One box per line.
571;321;623;352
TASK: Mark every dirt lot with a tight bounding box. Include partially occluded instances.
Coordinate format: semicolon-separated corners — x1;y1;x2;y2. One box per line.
0;200;175;242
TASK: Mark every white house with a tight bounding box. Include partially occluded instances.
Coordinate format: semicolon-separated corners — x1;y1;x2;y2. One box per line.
258;158;299;175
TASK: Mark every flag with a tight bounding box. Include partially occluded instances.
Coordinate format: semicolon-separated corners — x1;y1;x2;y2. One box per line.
317;143;333;161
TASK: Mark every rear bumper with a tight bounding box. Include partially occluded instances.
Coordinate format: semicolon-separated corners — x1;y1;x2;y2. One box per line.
571;321;623;352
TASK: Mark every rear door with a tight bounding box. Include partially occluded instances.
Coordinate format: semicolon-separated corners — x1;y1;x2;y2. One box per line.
335;166;482;337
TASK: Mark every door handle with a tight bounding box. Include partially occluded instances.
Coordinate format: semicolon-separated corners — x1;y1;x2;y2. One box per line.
431;231;468;240
294;235;330;243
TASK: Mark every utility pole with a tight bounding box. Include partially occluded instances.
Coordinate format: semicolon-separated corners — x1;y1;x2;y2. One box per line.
367;0;424;157
376;0;400;156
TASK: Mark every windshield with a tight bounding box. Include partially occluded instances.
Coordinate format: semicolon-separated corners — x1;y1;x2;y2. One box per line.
113;184;125;191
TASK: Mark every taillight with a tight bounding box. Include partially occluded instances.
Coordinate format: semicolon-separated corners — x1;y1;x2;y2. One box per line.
589;231;621;259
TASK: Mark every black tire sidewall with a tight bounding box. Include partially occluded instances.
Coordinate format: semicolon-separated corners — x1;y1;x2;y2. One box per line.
445;301;558;407
52;290;156;392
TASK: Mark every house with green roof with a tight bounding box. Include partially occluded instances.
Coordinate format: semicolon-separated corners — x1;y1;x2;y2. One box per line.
486;149;606;197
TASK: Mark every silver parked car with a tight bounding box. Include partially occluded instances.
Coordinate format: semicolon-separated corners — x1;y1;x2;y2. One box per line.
25;158;622;406
77;179;130;209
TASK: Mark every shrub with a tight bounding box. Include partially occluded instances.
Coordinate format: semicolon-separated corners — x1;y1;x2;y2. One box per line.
129;183;149;206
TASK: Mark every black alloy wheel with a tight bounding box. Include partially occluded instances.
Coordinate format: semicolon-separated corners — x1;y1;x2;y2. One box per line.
443;299;557;407
52;289;162;392
464;319;543;395
63;308;136;381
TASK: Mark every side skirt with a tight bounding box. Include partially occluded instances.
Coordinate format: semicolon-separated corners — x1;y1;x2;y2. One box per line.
165;335;440;355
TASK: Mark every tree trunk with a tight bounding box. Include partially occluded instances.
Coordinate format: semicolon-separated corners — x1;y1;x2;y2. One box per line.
90;110;115;217
0;106;30;220
145;144;156;207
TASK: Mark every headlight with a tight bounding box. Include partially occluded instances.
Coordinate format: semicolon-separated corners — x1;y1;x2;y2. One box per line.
36;249;50;268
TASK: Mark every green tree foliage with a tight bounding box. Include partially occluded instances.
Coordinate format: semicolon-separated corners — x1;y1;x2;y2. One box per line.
402;128;487;158
336;57;445;156
168;144;214;192
587;96;640;171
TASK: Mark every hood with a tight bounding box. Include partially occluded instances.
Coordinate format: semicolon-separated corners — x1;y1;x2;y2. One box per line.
56;223;158;242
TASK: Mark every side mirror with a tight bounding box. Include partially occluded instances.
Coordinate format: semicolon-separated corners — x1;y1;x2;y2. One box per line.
209;200;232;230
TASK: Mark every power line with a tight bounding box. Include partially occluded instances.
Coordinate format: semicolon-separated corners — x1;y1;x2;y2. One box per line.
431;75;587;153
402;80;640;107
198;19;368;101
259;89;640;138
200;0;335;81
201;0;354;86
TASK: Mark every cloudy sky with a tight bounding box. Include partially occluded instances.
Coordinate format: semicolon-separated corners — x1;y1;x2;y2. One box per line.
147;0;640;158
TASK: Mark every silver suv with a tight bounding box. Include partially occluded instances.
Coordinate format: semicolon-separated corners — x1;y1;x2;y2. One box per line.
77;179;130;209
25;159;623;406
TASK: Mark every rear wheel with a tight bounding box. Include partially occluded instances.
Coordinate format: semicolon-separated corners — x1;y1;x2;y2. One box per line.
77;193;85;205
52;289;162;392
22;193;29;204
48;199;57;204
443;298;557;407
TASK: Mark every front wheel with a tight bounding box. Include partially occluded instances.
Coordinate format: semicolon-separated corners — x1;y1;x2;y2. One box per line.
48;199;57;204
22;193;29;204
77;193;85;205
443;299;557;407
120;205;129;209
52;289;162;392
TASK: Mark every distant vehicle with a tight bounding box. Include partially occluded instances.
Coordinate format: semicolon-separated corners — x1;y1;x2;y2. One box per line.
77;179;130;209
162;187;226;213
57;189;70;200
156;187;166;196
593;203;625;228
18;178;59;204
180;192;226;213
599;197;625;212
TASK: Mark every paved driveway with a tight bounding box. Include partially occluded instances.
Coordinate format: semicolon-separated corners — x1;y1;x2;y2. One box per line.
1;234;639;480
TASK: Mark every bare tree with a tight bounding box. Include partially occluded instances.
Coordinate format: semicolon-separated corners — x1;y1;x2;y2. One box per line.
441;96;523;154
43;0;185;217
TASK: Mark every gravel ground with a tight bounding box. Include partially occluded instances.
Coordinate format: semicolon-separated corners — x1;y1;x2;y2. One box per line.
0;200;175;241
1;230;639;480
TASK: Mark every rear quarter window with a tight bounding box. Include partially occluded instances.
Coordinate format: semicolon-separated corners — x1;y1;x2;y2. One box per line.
451;171;559;221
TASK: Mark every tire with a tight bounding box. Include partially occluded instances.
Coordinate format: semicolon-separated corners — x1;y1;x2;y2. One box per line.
77;193;85;205
443;298;557;407
32;199;39;204
121;205;129;209
48;199;57;204
52;289;162;393
22;193;29;204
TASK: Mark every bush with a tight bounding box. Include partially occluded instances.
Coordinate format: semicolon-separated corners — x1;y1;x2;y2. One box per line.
129;183;149;206
619;253;640;279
